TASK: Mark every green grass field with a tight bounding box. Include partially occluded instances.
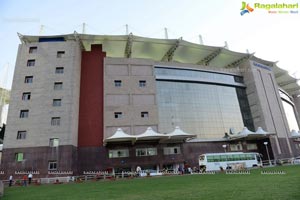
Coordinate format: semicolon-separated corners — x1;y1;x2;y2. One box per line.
2;165;300;200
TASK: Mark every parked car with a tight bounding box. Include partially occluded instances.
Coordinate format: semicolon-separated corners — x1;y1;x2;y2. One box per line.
292;157;300;164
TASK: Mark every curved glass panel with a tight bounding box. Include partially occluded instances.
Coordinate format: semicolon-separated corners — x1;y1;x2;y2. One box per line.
282;100;299;131
156;81;245;138
155;67;236;84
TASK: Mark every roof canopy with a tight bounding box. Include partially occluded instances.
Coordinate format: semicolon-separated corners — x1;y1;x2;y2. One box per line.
18;33;300;96
136;127;168;141
291;130;300;138
103;128;136;145
230;127;274;140
104;127;196;144
165;126;196;140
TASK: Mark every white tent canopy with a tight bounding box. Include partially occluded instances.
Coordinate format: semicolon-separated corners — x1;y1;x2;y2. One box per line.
255;127;269;135
104;128;136;145
230;127;274;140
136;127;168;141
230;127;254;139
291;129;300;138
166;126;196;140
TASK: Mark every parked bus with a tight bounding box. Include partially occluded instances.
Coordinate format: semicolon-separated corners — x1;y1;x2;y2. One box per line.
199;152;262;171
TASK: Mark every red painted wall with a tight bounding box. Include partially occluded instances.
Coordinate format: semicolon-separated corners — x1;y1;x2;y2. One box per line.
78;44;106;147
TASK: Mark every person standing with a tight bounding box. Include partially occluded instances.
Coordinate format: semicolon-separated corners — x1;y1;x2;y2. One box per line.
9;175;13;187
28;173;33;185
22;174;28;186
136;166;141;177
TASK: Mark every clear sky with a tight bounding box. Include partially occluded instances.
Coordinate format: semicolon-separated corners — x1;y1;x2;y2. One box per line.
0;0;299;89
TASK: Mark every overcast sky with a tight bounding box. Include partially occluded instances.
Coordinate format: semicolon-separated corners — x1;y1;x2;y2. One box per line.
0;0;299;89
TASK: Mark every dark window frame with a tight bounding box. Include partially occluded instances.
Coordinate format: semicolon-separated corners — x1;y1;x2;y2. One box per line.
20;110;29;118
29;47;37;54
114;112;123;119
22;92;31;101
24;76;33;83
27;59;35;67
57;51;65;58
17;131;27;140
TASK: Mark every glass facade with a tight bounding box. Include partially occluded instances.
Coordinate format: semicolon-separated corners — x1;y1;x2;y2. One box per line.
282;100;299;131
155;67;236;84
155;67;248;139
280;90;300;131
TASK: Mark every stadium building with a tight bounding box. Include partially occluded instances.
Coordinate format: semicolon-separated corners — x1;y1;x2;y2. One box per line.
1;33;300;177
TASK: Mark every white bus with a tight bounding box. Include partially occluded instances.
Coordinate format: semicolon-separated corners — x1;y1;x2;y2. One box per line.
199;152;262;171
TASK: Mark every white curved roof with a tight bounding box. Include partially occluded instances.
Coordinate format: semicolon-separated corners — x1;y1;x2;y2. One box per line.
166;126;196;140
104;128;136;144
231;127;274;139
136;127;167;141
255;127;269;135
18;33;300;96
291;130;300;138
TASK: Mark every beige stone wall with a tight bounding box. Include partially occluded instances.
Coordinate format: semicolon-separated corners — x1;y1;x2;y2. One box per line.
104;58;159;138
4;40;81;149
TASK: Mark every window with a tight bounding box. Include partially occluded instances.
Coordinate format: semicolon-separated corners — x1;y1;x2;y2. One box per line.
54;82;63;90
20;110;29;118
114;80;122;87
230;144;243;151
29;47;37;54
53;99;62;107
49;138;59;147
247;143;258;150
136;148;157;157
22;92;31;101
114;112;123;119
27;59;35;67
139;80;146;87
220;155;227;162
234;76;244;83
136;149;147;156
24;76;33;83
108;149;129;158
15;153;24;162
163;147;181;155
48;161;57;170
207;155;214;162
227;155;234;161
51;117;61;126
17;131;27;139
55;67;64;74
57;51;65;58
233;154;240;161
246;154;255;160
141;111;149;118
213;155;221;162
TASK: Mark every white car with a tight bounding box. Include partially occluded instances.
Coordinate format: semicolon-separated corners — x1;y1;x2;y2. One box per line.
292;157;300;164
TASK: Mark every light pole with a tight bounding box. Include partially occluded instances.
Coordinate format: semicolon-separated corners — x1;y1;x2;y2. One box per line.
222;144;227;153
264;142;272;166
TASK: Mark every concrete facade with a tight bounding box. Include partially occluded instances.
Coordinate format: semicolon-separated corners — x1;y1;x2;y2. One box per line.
2;41;81;175
241;61;295;158
4;41;81;148
104;58;159;138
